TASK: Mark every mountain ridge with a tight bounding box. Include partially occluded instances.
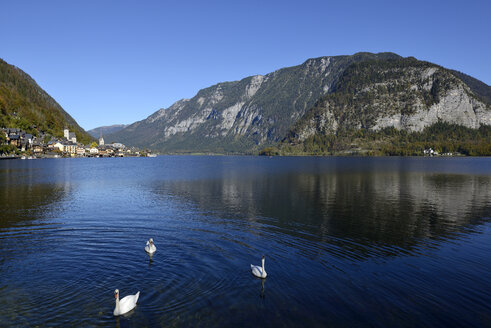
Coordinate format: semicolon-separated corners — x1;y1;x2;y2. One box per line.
108;52;490;155
88;124;128;139
108;52;403;153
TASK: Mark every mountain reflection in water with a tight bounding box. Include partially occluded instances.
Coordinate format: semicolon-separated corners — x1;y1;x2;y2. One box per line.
153;167;490;257
0;156;489;327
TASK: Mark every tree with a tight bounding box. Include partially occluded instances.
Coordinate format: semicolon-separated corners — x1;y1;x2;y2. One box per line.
259;147;279;156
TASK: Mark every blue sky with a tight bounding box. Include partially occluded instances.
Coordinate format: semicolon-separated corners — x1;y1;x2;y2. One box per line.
1;0;490;130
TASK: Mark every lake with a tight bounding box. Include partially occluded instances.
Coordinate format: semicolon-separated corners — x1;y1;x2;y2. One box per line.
0;156;490;327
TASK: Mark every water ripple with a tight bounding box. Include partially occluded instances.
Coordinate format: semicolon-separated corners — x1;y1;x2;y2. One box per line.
0;157;490;327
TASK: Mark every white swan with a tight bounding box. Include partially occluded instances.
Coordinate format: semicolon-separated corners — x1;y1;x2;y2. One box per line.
145;238;156;254
113;289;140;316
251;255;267;278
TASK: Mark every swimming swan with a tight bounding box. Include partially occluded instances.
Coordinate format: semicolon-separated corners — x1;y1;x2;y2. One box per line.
113;289;140;316
251;255;267;278
145;238;156;254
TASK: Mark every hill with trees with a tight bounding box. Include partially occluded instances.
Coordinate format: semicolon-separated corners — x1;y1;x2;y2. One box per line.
0;58;93;144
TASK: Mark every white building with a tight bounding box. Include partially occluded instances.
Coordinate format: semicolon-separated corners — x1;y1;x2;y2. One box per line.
76;147;86;156
53;142;64;152
69;132;77;144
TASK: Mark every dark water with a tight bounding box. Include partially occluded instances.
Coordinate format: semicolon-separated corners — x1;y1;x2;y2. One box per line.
0;156;490;327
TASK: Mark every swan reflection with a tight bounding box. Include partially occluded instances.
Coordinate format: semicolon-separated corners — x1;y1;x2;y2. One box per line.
260;278;266;299
147;252;154;267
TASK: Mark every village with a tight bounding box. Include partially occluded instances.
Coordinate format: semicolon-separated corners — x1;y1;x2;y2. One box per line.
0;127;153;158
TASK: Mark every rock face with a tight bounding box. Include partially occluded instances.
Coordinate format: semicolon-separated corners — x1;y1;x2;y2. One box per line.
373;85;490;131
109;52;402;153
290;57;491;142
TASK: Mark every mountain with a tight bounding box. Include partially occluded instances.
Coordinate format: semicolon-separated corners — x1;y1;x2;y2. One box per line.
109;52;402;153
0;58;93;144
449;70;491;105
280;57;491;156
109;52;490;155
87;124;128;139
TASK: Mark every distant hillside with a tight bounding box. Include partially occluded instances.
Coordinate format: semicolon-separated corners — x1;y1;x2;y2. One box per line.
450;70;491;105
0;59;93;143
279;57;491;156
109;52;402;153
88;124;127;139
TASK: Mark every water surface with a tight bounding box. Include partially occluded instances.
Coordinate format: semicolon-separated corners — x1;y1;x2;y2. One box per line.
0;156;490;327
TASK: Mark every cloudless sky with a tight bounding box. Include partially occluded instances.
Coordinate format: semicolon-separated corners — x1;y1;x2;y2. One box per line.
1;0;490;130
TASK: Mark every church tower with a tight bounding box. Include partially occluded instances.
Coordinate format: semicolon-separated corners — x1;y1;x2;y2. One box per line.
64;127;69;139
99;128;104;146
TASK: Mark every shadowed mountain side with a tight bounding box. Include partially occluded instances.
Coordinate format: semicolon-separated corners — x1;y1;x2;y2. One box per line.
87;124;128;139
450;70;491;105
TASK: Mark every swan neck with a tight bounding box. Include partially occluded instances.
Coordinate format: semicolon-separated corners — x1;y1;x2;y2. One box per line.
261;258;265;271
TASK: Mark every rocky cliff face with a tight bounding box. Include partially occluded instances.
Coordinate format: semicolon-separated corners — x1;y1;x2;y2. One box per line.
290;58;491;142
109;52;401;153
373;84;490;131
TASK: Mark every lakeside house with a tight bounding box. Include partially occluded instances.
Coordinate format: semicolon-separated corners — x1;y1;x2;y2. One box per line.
76;147;86;156
33;142;44;154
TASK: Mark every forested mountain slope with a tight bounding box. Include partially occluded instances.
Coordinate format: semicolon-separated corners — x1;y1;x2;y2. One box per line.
0;59;92;143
